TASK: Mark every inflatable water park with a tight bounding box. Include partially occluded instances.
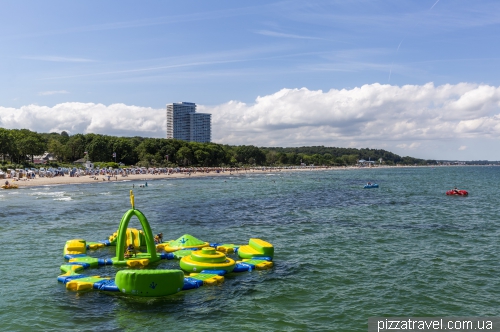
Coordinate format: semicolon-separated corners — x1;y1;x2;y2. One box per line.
58;190;274;297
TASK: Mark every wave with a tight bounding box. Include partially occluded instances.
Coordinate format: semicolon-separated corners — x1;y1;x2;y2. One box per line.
30;191;65;197
53;197;72;201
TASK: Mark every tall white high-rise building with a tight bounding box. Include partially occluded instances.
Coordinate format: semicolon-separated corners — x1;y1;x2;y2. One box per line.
166;102;211;143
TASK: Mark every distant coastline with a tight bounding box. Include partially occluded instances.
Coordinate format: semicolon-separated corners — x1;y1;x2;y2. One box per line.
4;164;493;189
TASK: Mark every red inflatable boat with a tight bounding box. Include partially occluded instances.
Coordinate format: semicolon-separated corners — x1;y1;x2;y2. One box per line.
446;189;468;196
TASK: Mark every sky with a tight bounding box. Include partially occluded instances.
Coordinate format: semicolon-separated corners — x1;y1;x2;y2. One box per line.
1;0;500;160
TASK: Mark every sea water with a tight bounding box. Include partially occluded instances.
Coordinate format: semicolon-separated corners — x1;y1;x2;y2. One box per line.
0;166;499;331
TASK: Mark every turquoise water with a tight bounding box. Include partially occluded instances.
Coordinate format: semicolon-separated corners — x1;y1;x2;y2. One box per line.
0;166;499;331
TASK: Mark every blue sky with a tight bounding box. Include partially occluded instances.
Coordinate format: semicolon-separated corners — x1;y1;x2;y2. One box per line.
2;0;500;160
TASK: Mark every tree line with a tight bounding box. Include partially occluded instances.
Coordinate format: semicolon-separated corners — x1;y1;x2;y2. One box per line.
0;128;433;168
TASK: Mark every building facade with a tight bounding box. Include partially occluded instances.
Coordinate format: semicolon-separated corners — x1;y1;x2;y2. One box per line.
166;102;211;142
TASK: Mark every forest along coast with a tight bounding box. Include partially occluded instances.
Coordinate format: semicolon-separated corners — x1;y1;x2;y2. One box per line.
0;128;432;171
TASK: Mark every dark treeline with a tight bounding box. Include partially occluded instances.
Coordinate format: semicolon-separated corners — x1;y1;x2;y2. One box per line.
0;128;433;167
260;146;430;166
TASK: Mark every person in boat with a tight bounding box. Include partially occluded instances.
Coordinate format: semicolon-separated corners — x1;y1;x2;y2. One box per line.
4;180;9;186
453;187;460;194
367;182;372;186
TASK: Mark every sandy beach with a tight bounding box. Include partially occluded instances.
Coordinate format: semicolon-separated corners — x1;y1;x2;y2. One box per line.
2;165;466;189
4;166;346;188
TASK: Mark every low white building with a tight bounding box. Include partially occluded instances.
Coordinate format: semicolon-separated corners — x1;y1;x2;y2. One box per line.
358;159;375;167
33;152;57;164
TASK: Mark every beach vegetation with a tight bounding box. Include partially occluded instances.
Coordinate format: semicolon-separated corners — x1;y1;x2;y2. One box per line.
176;146;194;166
0;127;434;168
0;128;16;162
10;129;47;164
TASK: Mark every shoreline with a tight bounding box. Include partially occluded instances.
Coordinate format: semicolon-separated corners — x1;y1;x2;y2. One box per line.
4;166;355;189
2;164;483;189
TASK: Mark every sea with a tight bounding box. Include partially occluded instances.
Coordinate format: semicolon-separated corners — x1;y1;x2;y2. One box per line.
0;166;499;332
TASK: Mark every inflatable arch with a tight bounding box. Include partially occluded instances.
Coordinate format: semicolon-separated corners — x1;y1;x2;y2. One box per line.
115;208;158;262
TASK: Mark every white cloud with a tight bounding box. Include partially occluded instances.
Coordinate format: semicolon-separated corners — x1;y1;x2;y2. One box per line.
458;146;467;150
202;82;500;145
38;90;69;96
0;103;164;137
396;143;421;150
2;82;500;158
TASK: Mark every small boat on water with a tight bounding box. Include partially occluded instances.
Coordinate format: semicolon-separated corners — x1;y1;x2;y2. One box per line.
364;183;379;189
446;189;468;196
1;184;18;189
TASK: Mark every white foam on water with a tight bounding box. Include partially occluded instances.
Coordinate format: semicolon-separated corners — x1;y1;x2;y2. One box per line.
34;186;51;190
30;191;66;198
53;197;72;201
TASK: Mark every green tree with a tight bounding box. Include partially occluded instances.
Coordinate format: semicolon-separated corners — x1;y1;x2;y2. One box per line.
12;129;47;163
48;139;68;162
234;145;266;165
266;151;278;165
323;153;333;165
347;154;359;165
301;154;313;165
194;149;210;166
60;131;70;144
340;155;350;165
188;142;229;166
286;152;299;165
66;134;86;161
111;137;137;165
0;128;15;162
276;152;287;165
208;144;231;166
135;138;178;166
87;135;112;162
176;146;193;166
